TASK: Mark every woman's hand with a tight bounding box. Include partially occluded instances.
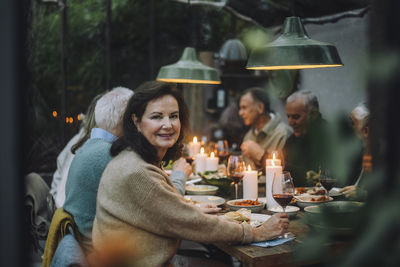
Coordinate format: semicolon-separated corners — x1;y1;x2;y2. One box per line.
197;203;221;214
252;213;289;242
339;185;357;198
173;158;192;177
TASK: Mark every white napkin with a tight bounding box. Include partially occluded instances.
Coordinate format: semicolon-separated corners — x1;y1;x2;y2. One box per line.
251;235;295;247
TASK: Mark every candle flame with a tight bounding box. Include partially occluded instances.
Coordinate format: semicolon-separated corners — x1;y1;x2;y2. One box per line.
248;165;252;171
210;152;215;158
200;147;204;154
273;152;276;160
193;136;197;143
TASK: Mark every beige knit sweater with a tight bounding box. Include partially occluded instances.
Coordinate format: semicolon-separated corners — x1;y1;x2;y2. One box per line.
92;149;253;266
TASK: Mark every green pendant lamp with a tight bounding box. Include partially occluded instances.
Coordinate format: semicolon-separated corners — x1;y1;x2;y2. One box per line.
246;17;343;70
157;47;221;84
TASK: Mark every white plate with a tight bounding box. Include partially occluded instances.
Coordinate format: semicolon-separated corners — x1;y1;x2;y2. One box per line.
189;173;201;179
268;205;300;218
184;195;225;206
329;187;343;197
185;185;218;195
249;213;271;228
185;178;202;185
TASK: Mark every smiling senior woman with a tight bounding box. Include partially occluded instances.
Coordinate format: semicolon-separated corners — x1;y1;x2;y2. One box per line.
92;81;289;266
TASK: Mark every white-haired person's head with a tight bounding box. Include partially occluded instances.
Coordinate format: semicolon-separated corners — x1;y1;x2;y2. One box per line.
350;102;370;140
286;91;319;115
286;91;320;137
95;87;134;136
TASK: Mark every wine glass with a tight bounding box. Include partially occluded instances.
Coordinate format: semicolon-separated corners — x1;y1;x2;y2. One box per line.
227;155;246;199
272;171;294;238
320;175;337;197
272;171;295;213
215;140;230;164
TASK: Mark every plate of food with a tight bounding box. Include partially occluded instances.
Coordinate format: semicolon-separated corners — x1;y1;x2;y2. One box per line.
223;208;270;228
185;185;218;195
226;198;265;212
295;187;311;195
295;186;326;196
184;195;225;206
295;195;333;209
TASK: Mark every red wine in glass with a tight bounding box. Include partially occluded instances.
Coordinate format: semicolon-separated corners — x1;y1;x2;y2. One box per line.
227;155;245;199
218;151;230;164
320;177;337;193
230;173;244;184
273;194;293;209
272;171;294;239
272;171;295;213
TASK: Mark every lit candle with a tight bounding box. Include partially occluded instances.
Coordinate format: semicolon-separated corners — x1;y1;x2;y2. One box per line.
188;136;201;157
243;165;258;199
265;152;281;209
205;152;219;172
195;147;207;174
266;151;281;167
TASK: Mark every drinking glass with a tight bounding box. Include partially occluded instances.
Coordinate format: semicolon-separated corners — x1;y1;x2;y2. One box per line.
272;171;295;238
215;140;230;164
227;155;245;199
320;175;337;197
272;171;295;213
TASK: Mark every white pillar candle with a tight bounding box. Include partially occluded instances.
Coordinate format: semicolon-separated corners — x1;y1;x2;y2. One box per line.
188;136;201;157
265;161;282;209
205;152;219;172
243;165;258;199
266;158;281;167
195;147;207;174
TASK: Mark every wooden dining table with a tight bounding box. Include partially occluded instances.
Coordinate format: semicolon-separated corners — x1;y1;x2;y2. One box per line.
213;209;305;267
213;208;350;267
207;183;351;267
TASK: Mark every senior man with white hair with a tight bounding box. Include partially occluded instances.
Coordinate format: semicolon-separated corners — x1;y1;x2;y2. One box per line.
283;91;332;187
339;103;370;200
63;87;134;250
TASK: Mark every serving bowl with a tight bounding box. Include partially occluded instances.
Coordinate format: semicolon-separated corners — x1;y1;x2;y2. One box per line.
304;201;365;236
226;199;265;212
268;205;300;219
199;171;232;195
295;195;333;209
185;185;218;195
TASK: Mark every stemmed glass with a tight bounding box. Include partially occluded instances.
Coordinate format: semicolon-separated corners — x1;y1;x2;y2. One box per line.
272;171;295;238
215;140;230;164
227;155;246;199
320;175;337;197
272;171;295;213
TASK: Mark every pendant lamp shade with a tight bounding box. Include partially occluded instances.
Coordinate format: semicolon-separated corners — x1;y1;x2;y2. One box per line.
157;47;221;84
246;17;343;70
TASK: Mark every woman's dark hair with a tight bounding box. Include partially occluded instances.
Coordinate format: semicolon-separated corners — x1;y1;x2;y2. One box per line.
242;87;272;115
111;81;189;165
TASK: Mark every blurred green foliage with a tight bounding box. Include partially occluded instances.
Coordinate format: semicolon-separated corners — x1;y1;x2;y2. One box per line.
27;0;253;174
